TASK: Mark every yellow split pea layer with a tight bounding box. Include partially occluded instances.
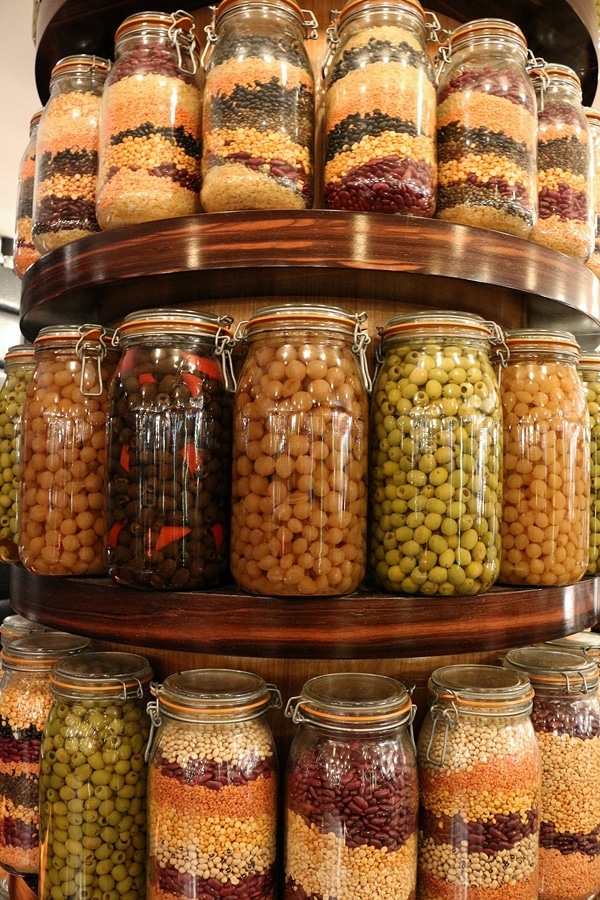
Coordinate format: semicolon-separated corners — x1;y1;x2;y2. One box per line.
325;131;435;185
537;730;600;835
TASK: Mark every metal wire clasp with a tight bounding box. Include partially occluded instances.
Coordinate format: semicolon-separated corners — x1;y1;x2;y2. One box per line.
76;324;108;397
168;9;199;75
426;691;459;767
144;695;162;762
352;311;372;393
214;315;237;392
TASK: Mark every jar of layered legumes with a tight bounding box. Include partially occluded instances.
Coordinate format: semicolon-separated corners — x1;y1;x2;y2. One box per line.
529;64;594;260
106;309;235;590
19;324;118;576
496;329;590;586
417;663;540;900
435;18;538;237
285;672;418;900
146;668;281;900
0;632;90;876
323;0;438;215
201;0;317;211
96;10;203;229
577;351;600;574
231;303;371;596
32;55;109;254
584;107;600;277
504;645;600;900
369;311;504;596
14;110;42;278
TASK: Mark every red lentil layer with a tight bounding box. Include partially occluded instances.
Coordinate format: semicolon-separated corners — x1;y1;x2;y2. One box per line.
205;56;311;103
418;865;538;900
437;92;536;147
101;75;201;137
539;847;600;900
150;766;275;818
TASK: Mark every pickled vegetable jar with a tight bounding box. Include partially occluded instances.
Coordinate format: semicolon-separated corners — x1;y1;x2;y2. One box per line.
0;632;90;875
106;309;234;590
96;11;203;229
435;18;537;237
19;325;117;576
231;303;370;596
147;669;281;900
0;345;35;563
497;329;590;586
578;351;600;574
201;0;317;211
530;64;594;260
285;672;418;900
38;652;153;900
369;311;503;596
323;0;438;215
504;646;600;900
14;110;42;278
32;55;109;253
584;107;600;277
417;664;540;900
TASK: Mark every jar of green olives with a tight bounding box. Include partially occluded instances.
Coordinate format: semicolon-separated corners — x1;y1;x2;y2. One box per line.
369;311;504;595
578;351;600;574
0;345;35;563
38;652;153;900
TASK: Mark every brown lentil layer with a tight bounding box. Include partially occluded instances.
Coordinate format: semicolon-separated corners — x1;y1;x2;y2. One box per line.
538;848;600;900
537;133;590;177
437;122;531;169
206;79;314;148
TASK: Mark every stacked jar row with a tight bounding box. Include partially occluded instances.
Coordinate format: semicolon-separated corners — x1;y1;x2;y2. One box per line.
0;307;595;598
15;6;597;276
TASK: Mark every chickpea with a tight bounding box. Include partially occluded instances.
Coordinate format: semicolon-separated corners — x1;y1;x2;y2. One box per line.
579;356;600;575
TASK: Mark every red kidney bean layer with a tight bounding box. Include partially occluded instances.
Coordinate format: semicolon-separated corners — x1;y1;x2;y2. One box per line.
325;156;435;213
420;807;538;855
540;821;600;856
439;67;535;112
156;753;275;788
531;698;600;738
155;864;275;900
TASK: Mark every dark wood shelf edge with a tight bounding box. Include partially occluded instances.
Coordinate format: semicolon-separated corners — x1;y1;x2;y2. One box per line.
9;566;600;659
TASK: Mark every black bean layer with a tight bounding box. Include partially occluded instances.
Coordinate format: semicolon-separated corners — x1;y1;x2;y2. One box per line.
212;34;310;71
437;121;531;169
0;723;41;743
329;38;434;87
109;121;201;159
37;148;98;180
208;78;314;145
540;821;600;857
326;110;420;161
437;180;534;226
420;807;539;854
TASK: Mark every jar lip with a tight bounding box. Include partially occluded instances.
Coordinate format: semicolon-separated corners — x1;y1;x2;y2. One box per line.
154;668;272;718
4;344;35;363
380;310;493;341
504;646;599;692
504;328;580;356
0;615;46;640
116;308;232;340
530;63;581;90
584;107;600;125
547;633;600;655
337;0;426;27
578;351;600;367
448;17;528;50
297;672;413;726
51;651;153;695
214;0;306;26
428;664;534;709
115;10;195;42
1;633;90;669
245;303;362;335
29;109;43;128
51;54;111;80
34;324;115;348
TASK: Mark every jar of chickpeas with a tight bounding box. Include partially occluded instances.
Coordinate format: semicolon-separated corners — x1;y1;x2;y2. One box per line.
497;329;590;586
19;325;118;576
369;311;504;596
231;303;371;596
578;351;600;575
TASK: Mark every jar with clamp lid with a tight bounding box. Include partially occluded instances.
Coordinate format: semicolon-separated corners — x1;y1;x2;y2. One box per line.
14;109;42;278
322;0;438;215
0;345;35;563
504;645;600;900
231;303;371;596
546;632;600;687
369;311;504;596
585;107;600;277
496;329;590;586
106;309;235;591
435;18;538;237
0;632;90;876
529;63;594;260
285;672;418;899
19;324;117;576
201;0;317;212
96;10;203;230
416;664;540;900
577;350;600;574
32;55;110;254
146;668;281;900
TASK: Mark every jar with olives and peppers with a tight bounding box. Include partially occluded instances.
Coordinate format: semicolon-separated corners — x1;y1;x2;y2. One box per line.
369;312;504;596
106;309;235;591
577;351;600;574
0;632;91;876
231;303;371;596
504;646;600;900
146;668;281;900
284;672;418;900
19;325;118;576
434;18;538;238
495;329;590;586
0;345;35;564
38;652;153;900
416;664;540;900
529;64;594;260
14;109;42;278
201;0;317;212
584;108;600;277
96;10;203;230
32;55;110;254
322;0;439;215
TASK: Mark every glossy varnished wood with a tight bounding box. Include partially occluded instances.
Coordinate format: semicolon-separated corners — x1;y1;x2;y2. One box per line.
19;211;600;344
10;567;600;659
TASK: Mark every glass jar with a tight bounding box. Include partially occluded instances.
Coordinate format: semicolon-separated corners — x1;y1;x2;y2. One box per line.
38;651;153;900
106;309;235;590
546;632;600;684
369;312;504;596
0;346;35;564
96;11;203;230
19;325;118;576
584;107;600;277
14;110;42;278
323;0;438;215
285;672;418;899
504;645;600;900
32;55;109;254
201;0;317;211
497;329;590;586
231;303;371;596
577;351;600;574
146;668;281;900
435;18;538;238
417;664;540;900
0;632;90;875
530;64;594;260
